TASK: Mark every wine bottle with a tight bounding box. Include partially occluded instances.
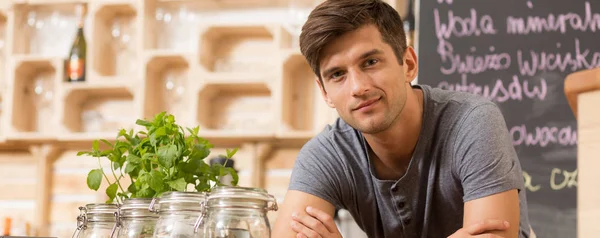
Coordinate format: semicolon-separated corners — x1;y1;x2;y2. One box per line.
66;4;87;82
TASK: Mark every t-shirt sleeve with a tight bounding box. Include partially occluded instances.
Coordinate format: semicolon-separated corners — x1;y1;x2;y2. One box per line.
453;102;524;202
287;134;349;209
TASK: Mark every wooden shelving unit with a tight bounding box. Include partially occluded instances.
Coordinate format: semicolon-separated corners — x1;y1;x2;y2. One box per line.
0;11;6;143
0;0;406;236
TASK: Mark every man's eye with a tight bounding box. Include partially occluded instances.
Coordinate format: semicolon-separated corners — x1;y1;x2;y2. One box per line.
364;59;379;67
331;71;344;79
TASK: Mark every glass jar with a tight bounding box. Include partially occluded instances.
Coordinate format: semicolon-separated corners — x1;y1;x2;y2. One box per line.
150;192;207;238
72;203;119;238
114;198;159;238
199;186;278;238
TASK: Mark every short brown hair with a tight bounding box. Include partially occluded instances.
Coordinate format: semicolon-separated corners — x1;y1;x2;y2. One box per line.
299;0;408;82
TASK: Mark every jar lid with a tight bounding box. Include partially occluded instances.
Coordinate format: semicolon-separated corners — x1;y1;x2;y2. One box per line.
84;203;118;216
149;191;207;213
75;203;118;229
119;198;158;218
206;186;278;211
158;191;207;203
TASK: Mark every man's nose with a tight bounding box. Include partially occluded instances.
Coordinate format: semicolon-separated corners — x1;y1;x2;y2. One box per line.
348;69;371;96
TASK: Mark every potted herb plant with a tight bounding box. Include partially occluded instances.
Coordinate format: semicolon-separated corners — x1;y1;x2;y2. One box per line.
78;111;239;204
76;112;239;237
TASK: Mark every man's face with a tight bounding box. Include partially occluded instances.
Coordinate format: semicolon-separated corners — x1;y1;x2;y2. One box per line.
317;24;411;134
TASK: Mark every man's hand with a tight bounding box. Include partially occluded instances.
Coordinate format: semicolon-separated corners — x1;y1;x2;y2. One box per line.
290;206;342;238
448;219;511;238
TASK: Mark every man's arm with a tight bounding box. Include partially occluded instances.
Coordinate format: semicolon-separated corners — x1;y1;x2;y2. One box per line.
272;190;336;238
463;189;520;238
453;102;526;238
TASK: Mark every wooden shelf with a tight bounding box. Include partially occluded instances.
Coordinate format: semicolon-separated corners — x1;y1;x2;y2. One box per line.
0;11;6;138
90;2;138;78
279;50;338;136
57;131;118;143
61;82;136;134
25;0;90;4
10;58;58;134
4;132;57;143
143;53;191;123
143;0;202;51
11;2;87;57
197;82;274;135
202;71;274;88
0;1;415;236
199;25;277;73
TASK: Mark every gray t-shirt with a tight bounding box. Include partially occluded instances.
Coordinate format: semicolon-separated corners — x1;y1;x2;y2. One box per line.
288;84;531;238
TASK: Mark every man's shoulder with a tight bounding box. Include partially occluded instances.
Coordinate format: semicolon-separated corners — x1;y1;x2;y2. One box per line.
299;118;362;157
422;84;495;108
420;84;501;122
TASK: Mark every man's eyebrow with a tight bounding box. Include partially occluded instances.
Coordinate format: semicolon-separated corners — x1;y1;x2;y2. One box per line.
359;49;384;60
321;49;384;78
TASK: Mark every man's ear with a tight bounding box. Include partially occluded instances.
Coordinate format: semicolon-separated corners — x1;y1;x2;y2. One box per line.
403;46;418;83
316;79;335;108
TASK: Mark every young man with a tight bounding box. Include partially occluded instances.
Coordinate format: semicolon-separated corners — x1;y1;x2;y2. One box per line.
272;0;531;237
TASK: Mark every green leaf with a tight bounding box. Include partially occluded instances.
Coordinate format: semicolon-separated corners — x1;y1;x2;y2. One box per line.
226;148;238;159
225;167;239;186
112;161;121;170
195;182;211;192
124;163;138;174
92;140;99;152
190;144;210;161
166;114;175;124
136;119;153;127
127;183;137;194
166;177;187;191
137;187;155;198
158;144;178;169
87;169;103;191
106;183;118;202
127;154;142;164
149;170;165;192
100;139;113;148
150;127;166;146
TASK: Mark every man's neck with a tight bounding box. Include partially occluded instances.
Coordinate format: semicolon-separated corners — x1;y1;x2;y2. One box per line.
363;86;424;180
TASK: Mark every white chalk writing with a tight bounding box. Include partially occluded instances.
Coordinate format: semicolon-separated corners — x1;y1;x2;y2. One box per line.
510;125;578;147
522;168;579;192
523;171;542;192
434;8;497;41
507;2;600;34
517;38;600;76
438;41;511;75
550;168;578;190
437;74;547;102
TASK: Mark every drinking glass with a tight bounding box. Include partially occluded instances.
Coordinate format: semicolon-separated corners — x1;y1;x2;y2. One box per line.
286;0;320;48
111;16;133;76
163;69;186;112
31;75;54;132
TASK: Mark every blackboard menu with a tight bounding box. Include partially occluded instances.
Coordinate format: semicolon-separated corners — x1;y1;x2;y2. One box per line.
417;0;600;237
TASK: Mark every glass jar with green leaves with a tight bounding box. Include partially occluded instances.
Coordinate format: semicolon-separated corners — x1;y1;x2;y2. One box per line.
198;186;278;238
148;191;207;238
78;112;239;238
112;198;158;238
72;204;119;238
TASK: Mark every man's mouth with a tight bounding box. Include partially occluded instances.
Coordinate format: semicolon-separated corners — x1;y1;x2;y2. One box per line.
353;97;381;111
